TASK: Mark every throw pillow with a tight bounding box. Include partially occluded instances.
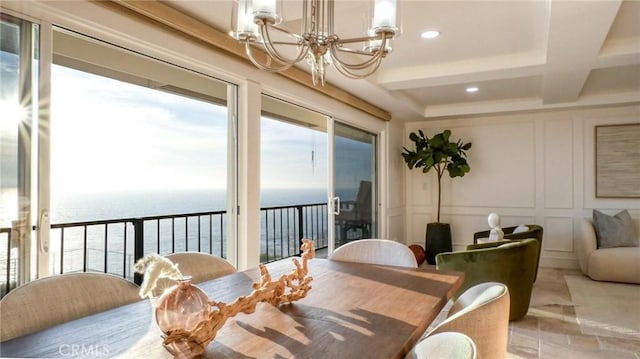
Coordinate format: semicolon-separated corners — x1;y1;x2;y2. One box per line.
408;244;426;266
512;224;529;234
592;209;638;248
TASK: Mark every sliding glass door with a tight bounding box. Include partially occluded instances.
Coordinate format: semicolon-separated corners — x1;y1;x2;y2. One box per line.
260;95;329;261
49;29;238;278
330;121;377;250
0;13;41;294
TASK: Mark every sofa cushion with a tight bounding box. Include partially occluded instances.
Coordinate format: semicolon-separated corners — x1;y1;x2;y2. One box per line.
588;247;640;284
593;210;638;248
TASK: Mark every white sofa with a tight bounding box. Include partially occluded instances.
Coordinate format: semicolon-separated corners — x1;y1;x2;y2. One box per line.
576;217;640;284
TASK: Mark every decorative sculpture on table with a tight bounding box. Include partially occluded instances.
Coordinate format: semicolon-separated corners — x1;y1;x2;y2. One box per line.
134;239;316;358
487;212;504;242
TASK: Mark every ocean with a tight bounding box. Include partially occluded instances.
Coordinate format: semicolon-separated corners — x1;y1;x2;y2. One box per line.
49;188;329;223
0;187;345;286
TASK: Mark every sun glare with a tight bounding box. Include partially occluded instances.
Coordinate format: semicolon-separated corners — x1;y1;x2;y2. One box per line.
0;97;28;130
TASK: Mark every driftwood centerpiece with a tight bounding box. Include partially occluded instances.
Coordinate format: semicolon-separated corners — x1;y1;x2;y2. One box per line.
135;239;315;358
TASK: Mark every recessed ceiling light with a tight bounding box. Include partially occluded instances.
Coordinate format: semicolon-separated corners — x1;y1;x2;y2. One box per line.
420;30;440;39
466;86;479;93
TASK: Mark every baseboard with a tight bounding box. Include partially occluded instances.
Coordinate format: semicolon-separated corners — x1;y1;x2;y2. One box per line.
540;256;579;269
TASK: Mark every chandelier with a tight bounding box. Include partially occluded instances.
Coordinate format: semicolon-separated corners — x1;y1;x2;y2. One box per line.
230;0;399;86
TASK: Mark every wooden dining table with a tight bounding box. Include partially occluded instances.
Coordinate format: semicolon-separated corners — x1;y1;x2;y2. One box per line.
0;258;463;359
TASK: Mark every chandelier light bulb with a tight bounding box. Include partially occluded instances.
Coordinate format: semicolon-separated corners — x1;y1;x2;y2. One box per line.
372;0;397;30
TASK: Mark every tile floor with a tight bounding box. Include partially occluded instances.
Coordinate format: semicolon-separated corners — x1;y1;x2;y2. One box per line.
506;268;640;359
427;267;640;358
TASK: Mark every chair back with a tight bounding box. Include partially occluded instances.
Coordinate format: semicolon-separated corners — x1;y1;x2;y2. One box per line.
165;252;236;284
406;332;477;359
437;238;538;320
474;224;543;281
0;272;140;341
426;282;510;359
330;239;418;268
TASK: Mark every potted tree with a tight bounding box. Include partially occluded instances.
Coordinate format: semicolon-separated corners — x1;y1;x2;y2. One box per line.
402;129;472;264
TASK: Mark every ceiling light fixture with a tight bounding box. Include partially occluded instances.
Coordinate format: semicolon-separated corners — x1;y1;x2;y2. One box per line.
420;30;440;39
230;0;399;86
466;86;479;93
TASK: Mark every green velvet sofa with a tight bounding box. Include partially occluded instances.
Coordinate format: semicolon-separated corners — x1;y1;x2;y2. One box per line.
436;238;539;321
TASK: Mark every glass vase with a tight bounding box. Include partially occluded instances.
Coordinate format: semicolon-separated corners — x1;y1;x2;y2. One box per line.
155;276;210;358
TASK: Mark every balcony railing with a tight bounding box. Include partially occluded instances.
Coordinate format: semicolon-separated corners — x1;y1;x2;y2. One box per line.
0;202;328;298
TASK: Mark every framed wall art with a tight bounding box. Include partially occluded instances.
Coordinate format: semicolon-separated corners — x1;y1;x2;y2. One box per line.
595;123;640;198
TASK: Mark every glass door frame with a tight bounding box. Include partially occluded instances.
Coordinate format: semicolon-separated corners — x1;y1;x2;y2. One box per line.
327;117;386;255
1;11;52;284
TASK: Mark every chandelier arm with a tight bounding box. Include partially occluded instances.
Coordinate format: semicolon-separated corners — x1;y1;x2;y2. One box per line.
332;55;384;79
270;41;307;46
335;47;380;57
329;45;385;70
329;35;389;70
245;41;294;72
333;35;382;45
260;23;309;65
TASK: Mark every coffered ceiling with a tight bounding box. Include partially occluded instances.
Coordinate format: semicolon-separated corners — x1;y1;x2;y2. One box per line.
165;0;639;121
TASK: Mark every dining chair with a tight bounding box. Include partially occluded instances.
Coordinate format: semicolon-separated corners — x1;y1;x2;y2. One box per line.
424;282;510;359
406;332;477;359
435;238;538;320
165;252;236;284
329;239;418;268
148;252;237;298
0;272;141;342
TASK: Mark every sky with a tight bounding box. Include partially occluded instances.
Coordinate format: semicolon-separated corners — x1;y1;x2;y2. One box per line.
2;55;370;202
48;65;336;194
49;65;228;193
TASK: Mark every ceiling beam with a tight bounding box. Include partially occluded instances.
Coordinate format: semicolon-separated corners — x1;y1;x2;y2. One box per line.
375;54;545;90
110;0;392;121
541;0;623;104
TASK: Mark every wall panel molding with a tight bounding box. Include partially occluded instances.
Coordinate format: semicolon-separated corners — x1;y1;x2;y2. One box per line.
544;119;574;208
543;216;574;252
404;105;640;270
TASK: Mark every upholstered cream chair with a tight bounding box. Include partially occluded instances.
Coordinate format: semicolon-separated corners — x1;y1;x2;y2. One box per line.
423;282;510;359
406;332;477;359
165;252;236;284
149;252;237;298
0;272;141;341
329;239;418;268
577;217;640;284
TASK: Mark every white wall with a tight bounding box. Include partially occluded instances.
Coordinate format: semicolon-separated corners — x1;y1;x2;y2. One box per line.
385;119;406;243
404;104;640;268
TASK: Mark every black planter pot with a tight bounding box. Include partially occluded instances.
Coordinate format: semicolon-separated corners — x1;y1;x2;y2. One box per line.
425;222;452;265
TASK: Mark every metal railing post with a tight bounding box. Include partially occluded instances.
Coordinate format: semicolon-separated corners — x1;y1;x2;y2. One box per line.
296;205;304;256
133;219;144;285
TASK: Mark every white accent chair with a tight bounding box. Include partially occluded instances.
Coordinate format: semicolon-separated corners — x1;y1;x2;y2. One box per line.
422;282;510;359
0;272;141;341
165;252;236;284
150;252;237;298
406;332;477;359
329;239;418;268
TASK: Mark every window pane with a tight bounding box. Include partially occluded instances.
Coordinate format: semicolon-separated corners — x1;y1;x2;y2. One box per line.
0;13;39;295
260;96;328;262
49;34;233;278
